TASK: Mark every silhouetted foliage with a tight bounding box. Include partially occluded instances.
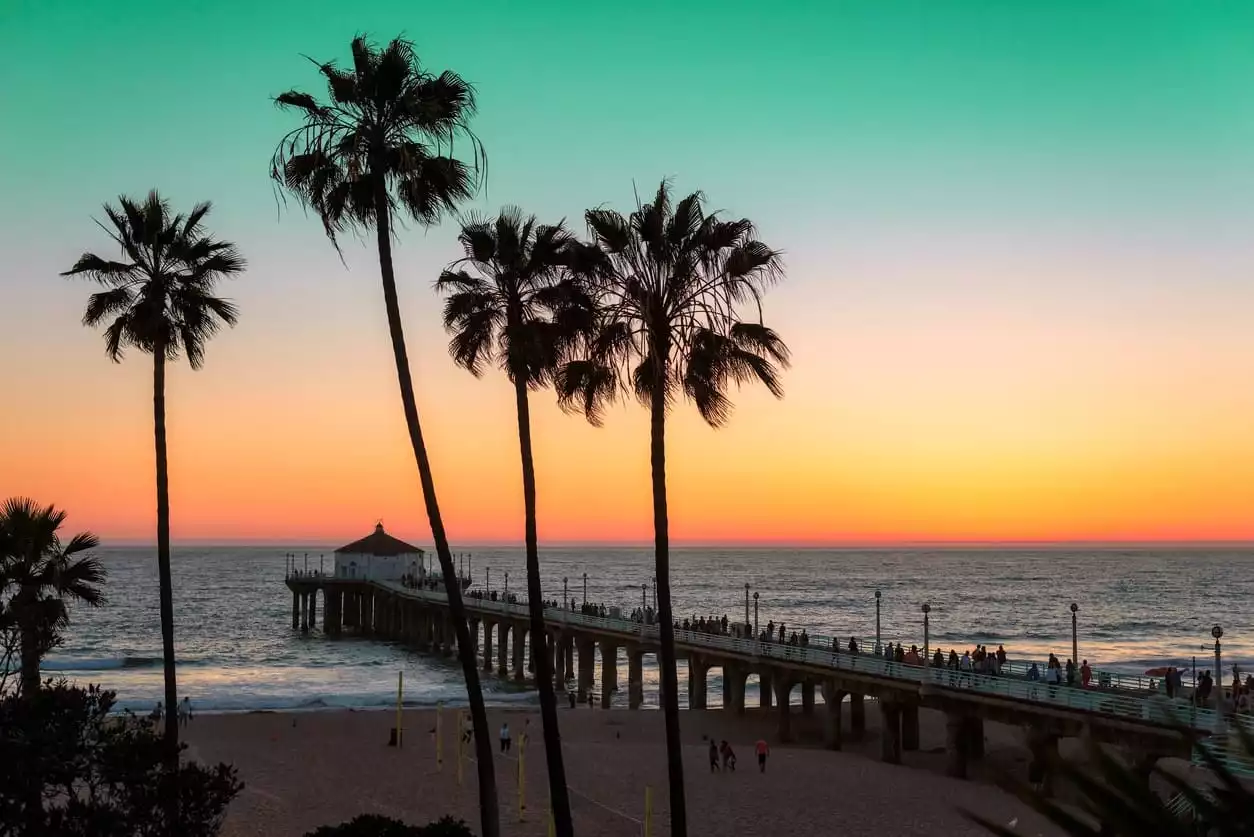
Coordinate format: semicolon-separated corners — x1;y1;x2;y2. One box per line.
971;727;1254;836
0;681;241;837
304;814;474;837
0;498;104;698
556;181;789;837
271;35;498;837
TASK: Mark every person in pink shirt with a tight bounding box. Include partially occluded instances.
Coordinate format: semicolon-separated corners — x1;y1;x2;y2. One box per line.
755;739;770;773
1080;660;1092;688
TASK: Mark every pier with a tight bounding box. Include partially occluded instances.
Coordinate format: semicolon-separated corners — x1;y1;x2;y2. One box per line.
284;573;1249;787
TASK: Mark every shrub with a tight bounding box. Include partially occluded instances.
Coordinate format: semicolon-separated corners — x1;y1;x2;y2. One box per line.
0;681;241;837
305;814;476;837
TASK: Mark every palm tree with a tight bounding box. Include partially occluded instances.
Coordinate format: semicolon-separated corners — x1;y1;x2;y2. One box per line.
436;208;595;837
557;181;790;837
269;36;499;836
62;191;245;810
0;498;105;696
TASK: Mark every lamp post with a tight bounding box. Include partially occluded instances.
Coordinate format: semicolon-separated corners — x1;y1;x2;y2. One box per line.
1070;603;1079;664
922;603;931;666
563;577;569;610
652;576;657;611
641;583;647;611
744;583;750;629
320;554;324;576
304;553;309;573
1213;625;1224;721
875;590;882;654
753;592;760;639
486;566;491;594
582;572;587;607
504;571;509;600
468;553;472;582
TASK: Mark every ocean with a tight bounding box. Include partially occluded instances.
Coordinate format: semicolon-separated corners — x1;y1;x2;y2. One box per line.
46;545;1254;714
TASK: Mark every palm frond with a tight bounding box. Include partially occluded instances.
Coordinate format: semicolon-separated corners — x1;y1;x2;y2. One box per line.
66;192;243;369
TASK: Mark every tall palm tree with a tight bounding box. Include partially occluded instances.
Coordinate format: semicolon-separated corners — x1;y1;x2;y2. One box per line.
0;498;105;696
436;208;595;837
557;181;790;837
269;36;499;836
62;191;245;813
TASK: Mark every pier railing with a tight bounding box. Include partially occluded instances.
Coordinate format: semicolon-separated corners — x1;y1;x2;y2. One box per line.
378;583;1220;730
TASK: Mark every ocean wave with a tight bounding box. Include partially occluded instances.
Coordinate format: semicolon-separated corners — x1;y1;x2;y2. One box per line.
42;656;164;672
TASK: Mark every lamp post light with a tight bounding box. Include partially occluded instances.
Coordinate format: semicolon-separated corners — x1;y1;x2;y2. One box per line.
582;572;587;607
922;603;931;666
652;576;658;611
744;583;751;630
486;566;491;594
1213;625;1225;721
304;553;309;573
563;577;569;610
753;592;760;639
504;571;509;600
1070;603;1079;664
320;554;324;576
875;590;882;654
641;583;647;611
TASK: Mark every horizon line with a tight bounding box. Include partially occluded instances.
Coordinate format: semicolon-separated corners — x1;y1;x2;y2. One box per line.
96;538;1254;550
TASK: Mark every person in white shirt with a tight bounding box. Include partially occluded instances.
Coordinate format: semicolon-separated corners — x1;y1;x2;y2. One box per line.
499;722;511;753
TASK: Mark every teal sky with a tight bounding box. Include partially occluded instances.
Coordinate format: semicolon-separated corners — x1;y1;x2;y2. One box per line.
3;0;1254;542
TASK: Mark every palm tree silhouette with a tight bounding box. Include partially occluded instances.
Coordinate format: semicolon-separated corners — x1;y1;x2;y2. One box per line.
62;190;244;817
0;497;105;697
269;36;499;835
436;208;595;837
558;181;789;837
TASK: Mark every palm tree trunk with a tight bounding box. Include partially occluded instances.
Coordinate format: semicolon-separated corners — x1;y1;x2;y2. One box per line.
370;173;500;837
650;376;687;837
514;377;574;837
153;346;181;824
18;602;39;697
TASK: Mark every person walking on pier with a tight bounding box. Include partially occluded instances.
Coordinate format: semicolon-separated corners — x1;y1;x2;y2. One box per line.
709;739;721;773
499;721;512;754
755;738;770;773
720;740;737;772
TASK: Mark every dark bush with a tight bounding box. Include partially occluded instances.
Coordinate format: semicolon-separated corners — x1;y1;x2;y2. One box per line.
0;681;241;837
305;814;475;837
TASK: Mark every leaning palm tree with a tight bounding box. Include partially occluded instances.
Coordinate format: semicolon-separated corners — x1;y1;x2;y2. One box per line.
0;498;105;696
62;191;244;816
269;36;499;836
557;181;789;837
437;208;595;837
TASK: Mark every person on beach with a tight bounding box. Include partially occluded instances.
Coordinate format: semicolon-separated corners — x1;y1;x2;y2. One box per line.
1081;660;1092;689
178;696;193;727
150;702;163;726
568;691;576;709
755;738;770;772
462;714;474;744
499;722;511;753
720;740;737;771
709;739;720;773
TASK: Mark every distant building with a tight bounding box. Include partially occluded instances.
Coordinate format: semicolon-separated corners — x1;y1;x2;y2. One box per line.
333;523;423;581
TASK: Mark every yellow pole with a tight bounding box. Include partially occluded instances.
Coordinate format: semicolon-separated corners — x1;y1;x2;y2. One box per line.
456;710;464;786
548;804;555;837
436;702;443;771
644;785;653;837
518;731;527;821
395;671;404;748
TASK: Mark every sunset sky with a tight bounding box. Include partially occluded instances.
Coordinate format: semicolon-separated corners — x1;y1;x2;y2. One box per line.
2;1;1253;544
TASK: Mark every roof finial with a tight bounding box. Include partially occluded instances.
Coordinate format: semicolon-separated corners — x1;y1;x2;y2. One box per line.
375;519;384;533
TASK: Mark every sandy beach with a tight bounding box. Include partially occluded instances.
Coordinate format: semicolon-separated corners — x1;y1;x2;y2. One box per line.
184;705;1065;837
